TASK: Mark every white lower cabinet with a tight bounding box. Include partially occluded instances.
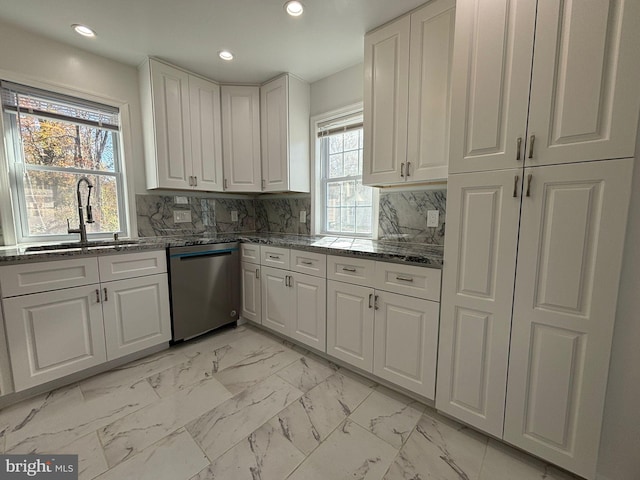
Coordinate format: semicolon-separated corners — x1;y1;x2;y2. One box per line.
101;274;171;361
0;250;171;392
327;260;441;400
3;285;107;391
261;264;327;351
374;292;439;399
290;273;326;351
327;281;375;372
438;159;633;479
240;261;261;324
261;266;290;335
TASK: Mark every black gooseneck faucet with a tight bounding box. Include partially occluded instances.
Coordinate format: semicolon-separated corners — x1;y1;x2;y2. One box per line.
67;176;95;244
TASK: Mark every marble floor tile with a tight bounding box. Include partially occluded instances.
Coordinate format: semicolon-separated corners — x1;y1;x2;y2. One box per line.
58;431;108;480
384;409;488;480
99;377;232;467
271;370;375;455
191;419;305;480
186;375;303;462
287;419;398;480
350;386;425;449
94;429;209;480
5;379;157;454
149;331;286;398
479;439;579;480
276;355;338;393
212;343;301;394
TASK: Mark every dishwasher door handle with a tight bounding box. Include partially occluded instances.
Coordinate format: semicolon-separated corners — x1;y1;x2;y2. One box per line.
171;248;238;260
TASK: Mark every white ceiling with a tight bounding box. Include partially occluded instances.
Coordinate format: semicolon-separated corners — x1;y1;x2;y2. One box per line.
0;0;428;84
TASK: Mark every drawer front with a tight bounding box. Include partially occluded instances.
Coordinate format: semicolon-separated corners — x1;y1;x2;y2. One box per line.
0;257;99;298
373;261;441;301
241;243;261;264
260;245;290;270
327;255;375;287
291;250;327;277
98;250;167;282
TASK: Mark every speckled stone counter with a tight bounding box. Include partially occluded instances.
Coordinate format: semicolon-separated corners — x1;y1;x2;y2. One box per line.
0;233;443;268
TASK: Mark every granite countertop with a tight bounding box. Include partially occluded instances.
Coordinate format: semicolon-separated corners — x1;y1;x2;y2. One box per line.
0;233;443;268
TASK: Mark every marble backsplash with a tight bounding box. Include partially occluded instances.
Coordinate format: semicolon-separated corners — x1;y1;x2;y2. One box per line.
378;189;446;245
136;188;445;245
136;194;255;237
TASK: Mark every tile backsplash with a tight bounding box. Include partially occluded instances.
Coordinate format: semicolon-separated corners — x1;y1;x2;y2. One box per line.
136;187;445;245
378;189;446;245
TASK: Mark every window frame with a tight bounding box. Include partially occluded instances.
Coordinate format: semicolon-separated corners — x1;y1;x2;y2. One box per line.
311;103;378;238
1;82;130;244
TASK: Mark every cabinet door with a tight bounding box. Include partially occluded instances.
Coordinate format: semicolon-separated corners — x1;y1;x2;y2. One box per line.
261;76;289;192
189;75;224;191
526;0;640;166
327;280;374;371
150;60;192;189
406;0;455;182
261;266;290;335
374;292;439;399
290;272;326;351
3;285;106;391
102;274;171;361
436;169;521;437
241;262;262;324
504;159;633;478
221;86;262;192
448;0;536;174
363;16;410;186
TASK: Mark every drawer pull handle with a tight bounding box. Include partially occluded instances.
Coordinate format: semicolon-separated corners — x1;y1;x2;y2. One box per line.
342;267;357;273
369;293;373;309
268;255;280;259
526;173;533;197
396;276;414;283
513;175;519;198
528;135;535;159
516;137;522;160
374;295;379;310
301;260;313;265
103;287;108;301
255;268;260;279
96;289;100;303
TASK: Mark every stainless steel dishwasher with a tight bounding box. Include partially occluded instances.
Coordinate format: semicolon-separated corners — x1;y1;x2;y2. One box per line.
168;242;240;342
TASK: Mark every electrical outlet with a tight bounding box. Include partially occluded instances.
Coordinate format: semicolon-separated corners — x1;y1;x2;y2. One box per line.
299;210;307;224
231;210;239;222
173;210;192;223
174;196;188;205
427;210;439;227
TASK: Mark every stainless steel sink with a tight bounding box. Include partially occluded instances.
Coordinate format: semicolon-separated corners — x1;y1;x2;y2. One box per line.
24;240;141;252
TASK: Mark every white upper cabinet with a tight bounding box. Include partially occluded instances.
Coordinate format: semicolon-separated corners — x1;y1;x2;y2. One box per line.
140;58;224;191
526;0;640;166
364;0;455;186
260;74;310;193
221;85;262;192
449;0;640;173
189;75;224;191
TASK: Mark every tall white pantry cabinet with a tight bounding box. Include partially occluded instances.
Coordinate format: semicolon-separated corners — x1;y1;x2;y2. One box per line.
437;0;640;479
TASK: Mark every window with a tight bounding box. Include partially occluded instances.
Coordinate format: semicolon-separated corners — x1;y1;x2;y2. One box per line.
318;113;375;236
1;81;127;243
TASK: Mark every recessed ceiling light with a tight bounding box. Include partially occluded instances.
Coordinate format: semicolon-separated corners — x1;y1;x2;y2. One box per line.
285;1;304;17
218;50;234;61
72;24;96;38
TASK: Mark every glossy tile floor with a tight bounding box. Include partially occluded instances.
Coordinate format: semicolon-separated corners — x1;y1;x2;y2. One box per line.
0;325;579;480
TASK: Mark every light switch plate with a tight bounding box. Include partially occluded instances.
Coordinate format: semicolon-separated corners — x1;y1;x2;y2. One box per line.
231;210;239;222
299;211;307;223
427;210;439;227
173;210;192;223
174;196;189;205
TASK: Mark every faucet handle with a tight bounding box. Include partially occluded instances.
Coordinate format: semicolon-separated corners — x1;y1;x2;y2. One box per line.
86;205;94;224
